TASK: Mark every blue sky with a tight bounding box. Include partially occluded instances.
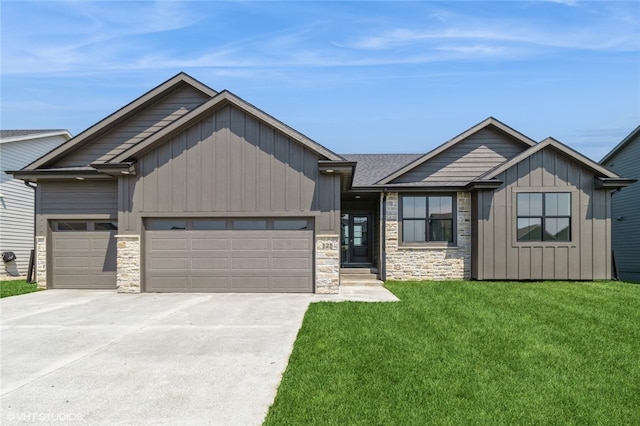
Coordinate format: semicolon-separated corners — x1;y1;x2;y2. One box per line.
1;1;639;161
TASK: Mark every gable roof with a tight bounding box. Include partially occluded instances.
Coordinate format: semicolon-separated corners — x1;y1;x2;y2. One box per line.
341;154;423;187
481;136;622;180
24;72;217;170
600;124;640;165
108;90;344;163
376;117;537;185
0;129;71;144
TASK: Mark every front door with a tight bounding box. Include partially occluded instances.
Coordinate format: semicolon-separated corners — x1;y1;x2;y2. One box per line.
341;213;372;265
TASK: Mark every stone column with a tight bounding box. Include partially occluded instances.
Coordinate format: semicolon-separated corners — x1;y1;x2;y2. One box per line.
35;236;47;289
116;235;141;294
315;234;340;294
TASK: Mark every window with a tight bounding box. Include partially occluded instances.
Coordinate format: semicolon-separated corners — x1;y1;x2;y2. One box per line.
401;195;454;243
517;193;571;242
56;222;88;231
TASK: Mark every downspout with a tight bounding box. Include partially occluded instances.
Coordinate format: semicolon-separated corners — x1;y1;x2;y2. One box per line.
381;190;387;281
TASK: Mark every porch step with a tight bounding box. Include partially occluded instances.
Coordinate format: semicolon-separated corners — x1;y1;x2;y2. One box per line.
340;268;384;286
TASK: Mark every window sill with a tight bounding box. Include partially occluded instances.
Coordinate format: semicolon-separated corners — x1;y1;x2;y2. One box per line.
398;243;457;250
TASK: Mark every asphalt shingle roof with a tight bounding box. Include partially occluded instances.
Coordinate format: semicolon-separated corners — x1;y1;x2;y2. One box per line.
340;153;423;187
0;130;68;139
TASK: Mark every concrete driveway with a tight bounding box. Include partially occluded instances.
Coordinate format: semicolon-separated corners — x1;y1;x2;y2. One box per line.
1;287;397;425
1;290;315;425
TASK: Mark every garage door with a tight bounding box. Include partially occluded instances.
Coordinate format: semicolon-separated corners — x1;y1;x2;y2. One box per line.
51;220;117;289
145;218;313;293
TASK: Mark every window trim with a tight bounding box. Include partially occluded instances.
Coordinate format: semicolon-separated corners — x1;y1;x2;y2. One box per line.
399;193;457;247
511;188;578;247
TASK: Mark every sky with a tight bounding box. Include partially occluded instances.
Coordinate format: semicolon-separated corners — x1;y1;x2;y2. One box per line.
1;1;639;161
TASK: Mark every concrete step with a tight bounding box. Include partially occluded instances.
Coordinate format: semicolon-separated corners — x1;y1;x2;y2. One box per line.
340;267;378;274
340;273;378;280
340;278;384;287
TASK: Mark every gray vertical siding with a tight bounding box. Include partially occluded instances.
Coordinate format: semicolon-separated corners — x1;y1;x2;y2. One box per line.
393;128;526;183
36;180;118;235
473;147;612;280
0;136;68;276
121;104;339;233
54;85;210;167
603;134;640;281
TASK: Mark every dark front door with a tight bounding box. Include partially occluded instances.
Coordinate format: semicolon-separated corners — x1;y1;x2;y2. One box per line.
341;213;372;265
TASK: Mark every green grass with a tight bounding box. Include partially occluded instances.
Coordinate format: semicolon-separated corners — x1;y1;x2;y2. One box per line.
265;281;640;425
0;279;40;298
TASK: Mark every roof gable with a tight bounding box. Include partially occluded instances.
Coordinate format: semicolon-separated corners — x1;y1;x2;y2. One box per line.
109;90;344;163
377;117;537;185
600;125;640;165
24;73;216;170
482;137;620;180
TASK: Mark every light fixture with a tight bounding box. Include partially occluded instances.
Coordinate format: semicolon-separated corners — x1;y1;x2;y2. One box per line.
355;195;361;199
75;177;85;180
325;169;334;173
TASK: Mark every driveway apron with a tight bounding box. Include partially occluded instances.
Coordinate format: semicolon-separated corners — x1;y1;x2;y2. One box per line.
0;290;313;425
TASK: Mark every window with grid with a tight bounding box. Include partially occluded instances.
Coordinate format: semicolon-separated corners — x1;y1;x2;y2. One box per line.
401;195;454;243
517;192;571;242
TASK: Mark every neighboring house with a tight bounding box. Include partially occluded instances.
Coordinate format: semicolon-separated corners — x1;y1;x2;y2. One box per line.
1;130;72;278
8;73;634;293
600;126;640;282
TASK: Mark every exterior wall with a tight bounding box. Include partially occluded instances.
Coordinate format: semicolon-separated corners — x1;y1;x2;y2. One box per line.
602;134;640;282
120;104;340;235
54;85;210;167
315;234;340;294
385;192;471;280
0;135;68;277
116;235;140;293
392;127;526;184
474;147;612;280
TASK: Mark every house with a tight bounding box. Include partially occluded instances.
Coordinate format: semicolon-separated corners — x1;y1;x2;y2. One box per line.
600;126;640;282
8;73;634;293
1;130;72;278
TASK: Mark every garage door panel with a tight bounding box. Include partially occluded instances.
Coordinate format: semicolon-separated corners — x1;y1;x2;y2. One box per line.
273;277;313;291
148;257;189;270
191;258;228;270
273;258;310;269
149;238;189;250
231;277;270;290
150;276;189;290
190;277;229;291
145;222;313;293
54;238;92;250
191;238;228;250
231;258;269;269
231;238;270;250
272;237;311;250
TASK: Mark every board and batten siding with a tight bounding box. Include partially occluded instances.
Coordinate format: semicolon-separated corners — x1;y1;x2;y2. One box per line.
0;135;69;276
603;133;640;282
36;180;118;235
473;147;612;280
393;128;526;183
54;85;210;167
120;104;340;233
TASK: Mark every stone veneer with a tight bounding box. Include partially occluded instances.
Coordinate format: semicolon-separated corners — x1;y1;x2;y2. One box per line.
385;192;471;280
35;236;47;289
116;235;141;293
315;234;340;294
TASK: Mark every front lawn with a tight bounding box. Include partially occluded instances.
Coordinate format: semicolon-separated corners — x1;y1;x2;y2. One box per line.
265;281;640;425
0;279;39;298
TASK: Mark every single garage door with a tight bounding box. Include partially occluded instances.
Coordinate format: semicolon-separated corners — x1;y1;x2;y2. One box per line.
145;218;313;293
51;220;118;289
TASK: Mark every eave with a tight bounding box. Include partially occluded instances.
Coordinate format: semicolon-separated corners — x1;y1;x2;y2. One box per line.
594;177;637;189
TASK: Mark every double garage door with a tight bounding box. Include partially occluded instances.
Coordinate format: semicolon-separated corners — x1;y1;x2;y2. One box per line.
145;218;314;293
